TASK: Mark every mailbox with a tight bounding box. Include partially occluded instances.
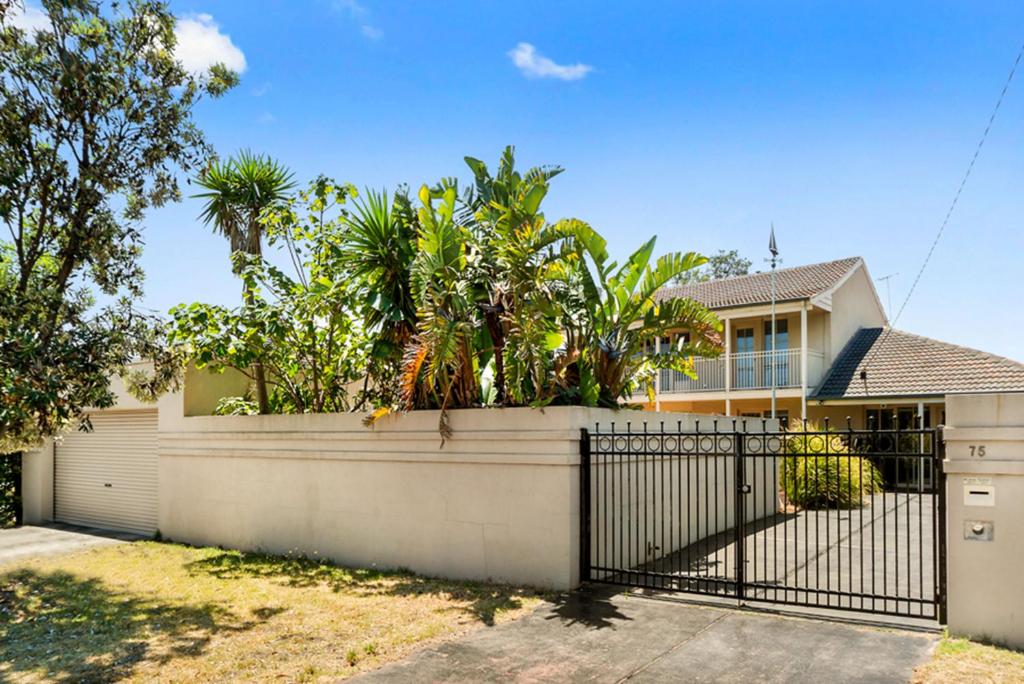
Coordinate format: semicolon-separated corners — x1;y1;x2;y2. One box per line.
963;484;995;507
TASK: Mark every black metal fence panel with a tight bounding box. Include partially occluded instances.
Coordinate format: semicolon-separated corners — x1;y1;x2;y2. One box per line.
581;420;946;622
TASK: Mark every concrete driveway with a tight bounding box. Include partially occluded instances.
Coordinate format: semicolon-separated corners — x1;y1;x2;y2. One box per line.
0;524;141;565
355;587;938;683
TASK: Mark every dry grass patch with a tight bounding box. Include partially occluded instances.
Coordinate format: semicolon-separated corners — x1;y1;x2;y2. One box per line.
0;541;545;682
914;634;1024;683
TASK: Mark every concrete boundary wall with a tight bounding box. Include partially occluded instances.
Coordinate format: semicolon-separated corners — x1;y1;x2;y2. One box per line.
944;393;1024;648
157;398;771;590
21;381;780;590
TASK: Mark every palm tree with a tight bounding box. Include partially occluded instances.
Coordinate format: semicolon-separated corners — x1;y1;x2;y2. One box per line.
193;151;295;413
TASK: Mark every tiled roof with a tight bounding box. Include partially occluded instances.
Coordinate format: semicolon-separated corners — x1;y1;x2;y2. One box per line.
656;257;862;310
814;328;1024;399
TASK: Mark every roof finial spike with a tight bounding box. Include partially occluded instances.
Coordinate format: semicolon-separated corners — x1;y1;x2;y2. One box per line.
769;222;779;258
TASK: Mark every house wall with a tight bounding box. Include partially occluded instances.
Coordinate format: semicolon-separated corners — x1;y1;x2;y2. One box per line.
183;365;250;417
827;263;887;365
20;440;54;524
944;393;1024;648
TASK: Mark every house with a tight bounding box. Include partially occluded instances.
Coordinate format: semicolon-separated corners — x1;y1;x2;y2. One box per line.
645;256;1024;429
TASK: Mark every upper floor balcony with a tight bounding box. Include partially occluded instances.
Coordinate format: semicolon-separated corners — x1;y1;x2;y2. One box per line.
658;347;826;395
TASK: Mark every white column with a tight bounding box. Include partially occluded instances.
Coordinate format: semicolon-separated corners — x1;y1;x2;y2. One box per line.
800;303;808;422
724;317;731;416
654;335;661;411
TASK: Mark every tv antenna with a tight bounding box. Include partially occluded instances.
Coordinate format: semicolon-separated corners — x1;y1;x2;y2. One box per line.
876;272;898;319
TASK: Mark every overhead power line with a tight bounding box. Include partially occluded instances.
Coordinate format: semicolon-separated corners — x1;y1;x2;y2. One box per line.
861;39;1024;377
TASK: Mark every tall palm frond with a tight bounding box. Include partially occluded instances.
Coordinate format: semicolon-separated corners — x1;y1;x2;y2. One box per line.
193;150;295;266
191;150;295;414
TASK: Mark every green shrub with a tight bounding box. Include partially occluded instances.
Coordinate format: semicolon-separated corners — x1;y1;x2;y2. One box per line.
782;426;883;510
0;453;21;528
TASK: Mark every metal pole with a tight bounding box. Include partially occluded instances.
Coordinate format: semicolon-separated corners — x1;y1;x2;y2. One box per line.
767;224;780;420
770;255;777;419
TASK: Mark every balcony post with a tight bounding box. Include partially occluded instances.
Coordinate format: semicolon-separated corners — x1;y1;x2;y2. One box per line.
724;317;731;415
654;335;661;411
800;303;808;421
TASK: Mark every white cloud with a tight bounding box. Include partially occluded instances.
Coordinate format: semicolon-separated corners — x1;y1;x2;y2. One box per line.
333;0;382;40
174;13;247;75
508;42;591;81
257;112;276;125
7;3;50;33
251;81;271;97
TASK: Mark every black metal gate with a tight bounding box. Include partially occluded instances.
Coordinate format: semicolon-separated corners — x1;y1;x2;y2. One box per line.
580;419;947;622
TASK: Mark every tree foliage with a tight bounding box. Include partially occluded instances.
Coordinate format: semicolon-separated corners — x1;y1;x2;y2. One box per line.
169;179;371;414
0;0;236;450
672;249;751;285
157;147;723;436
339;147;724;432
556;224;723;407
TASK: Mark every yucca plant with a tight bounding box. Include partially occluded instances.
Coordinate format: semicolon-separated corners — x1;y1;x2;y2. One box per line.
782;423;884;509
193;150;295;413
341;187;420;407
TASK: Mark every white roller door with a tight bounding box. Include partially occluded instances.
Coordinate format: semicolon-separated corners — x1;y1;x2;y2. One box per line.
54;410;159;534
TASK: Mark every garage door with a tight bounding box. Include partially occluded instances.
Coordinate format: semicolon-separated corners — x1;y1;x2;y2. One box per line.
54;410;158;534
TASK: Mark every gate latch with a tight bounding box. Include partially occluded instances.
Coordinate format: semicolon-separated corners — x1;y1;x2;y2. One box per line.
738;484;752;494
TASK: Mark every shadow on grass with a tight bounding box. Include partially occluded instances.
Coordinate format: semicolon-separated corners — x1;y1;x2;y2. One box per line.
185;549;537;626
0;567;274;683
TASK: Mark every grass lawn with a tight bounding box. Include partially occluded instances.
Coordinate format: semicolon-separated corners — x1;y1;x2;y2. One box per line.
914;633;1024;683
0;541;546;683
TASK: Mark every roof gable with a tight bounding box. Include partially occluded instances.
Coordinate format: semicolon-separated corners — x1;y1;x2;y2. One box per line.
814;328;1024;399
656;257;863;310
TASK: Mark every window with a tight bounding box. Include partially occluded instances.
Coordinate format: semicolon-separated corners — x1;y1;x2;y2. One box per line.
768;409;790;429
763;318;789;351
735;327;755;388
764;319;790;385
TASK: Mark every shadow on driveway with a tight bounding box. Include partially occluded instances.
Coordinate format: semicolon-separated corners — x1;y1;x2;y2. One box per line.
354;586;937;683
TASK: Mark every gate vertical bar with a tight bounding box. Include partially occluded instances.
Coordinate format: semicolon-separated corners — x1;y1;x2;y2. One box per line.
580;427;592;584
936;426;948;624
734;431;746;603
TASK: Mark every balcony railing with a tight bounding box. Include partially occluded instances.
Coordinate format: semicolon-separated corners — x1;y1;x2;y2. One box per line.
658;348;823;394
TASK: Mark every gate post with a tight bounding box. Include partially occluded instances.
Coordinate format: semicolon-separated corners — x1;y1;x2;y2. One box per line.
579;427;592;585
734;431;746;602
936;426;948;625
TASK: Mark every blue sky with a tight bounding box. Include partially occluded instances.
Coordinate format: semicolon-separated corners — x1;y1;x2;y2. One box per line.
93;2;1024;359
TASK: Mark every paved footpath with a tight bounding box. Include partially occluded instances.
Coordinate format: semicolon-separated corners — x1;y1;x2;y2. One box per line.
354;587;937;683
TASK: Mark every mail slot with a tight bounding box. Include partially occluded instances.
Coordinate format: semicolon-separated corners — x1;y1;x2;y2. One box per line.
964;484;995;507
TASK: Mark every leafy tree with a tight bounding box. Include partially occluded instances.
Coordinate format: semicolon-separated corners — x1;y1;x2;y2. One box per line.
169;178;370;414
192;151;295;414
556;225;723;407
0;0;236;451
672;249;751;285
